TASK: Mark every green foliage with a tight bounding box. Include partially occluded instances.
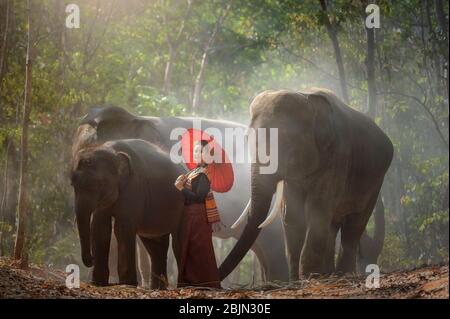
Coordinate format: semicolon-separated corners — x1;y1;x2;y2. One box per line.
135;86;186;116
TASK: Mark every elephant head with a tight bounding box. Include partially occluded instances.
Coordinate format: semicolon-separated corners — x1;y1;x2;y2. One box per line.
80;106;161;145
219;89;337;280
70;144;132;267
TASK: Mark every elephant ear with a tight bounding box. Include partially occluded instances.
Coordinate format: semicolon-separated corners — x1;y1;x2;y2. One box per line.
116;151;133;177
308;93;336;155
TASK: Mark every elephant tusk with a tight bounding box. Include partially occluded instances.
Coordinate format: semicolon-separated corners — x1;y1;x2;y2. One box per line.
258;180;284;229
231;199;251;229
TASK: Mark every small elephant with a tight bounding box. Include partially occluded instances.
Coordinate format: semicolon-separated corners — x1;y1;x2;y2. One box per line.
70;139;185;288
220;88;393;280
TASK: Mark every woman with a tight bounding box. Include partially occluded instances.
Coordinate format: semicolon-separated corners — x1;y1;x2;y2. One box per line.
174;139;223;288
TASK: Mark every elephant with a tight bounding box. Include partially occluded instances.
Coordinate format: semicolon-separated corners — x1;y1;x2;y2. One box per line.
72;106;290;283
70;139;185;288
220;88;393;280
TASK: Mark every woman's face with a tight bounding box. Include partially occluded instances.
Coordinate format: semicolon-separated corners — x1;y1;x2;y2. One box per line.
193;143;204;164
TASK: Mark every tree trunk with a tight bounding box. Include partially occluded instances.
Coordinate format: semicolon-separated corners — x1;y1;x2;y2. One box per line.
0;0;11;88
53;0;66;95
163;45;176;95
0;136;18;256
192;2;231;112
366;26;377;118
14;0;35;264
192;49;209;112
0;138;11;256
162;0;194;95
434;0;448;44
319;0;350;104
424;1;444;98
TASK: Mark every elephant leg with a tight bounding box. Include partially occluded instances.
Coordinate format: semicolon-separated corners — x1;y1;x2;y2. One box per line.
137;237;151;288
282;182;306;281
170;235;182;285
91;213;112;286
140;235;169;289
336;215;365;274
337;193;380;274
114;221;137;286
300;200;332;276
336;212;375;273
323;222;340;274
170;216;185;274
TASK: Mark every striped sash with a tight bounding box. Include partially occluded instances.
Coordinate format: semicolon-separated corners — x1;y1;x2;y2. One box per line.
185;166;220;224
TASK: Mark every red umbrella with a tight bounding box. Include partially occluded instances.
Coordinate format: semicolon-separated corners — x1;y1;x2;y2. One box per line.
181;128;234;193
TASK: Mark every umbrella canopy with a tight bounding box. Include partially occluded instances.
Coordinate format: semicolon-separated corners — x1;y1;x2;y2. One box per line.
181;128;234;193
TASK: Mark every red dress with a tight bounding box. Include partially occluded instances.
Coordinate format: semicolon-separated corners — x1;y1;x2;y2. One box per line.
177;168;221;288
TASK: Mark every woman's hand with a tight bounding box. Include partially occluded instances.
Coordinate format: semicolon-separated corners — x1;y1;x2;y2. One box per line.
212;222;226;233
174;174;187;191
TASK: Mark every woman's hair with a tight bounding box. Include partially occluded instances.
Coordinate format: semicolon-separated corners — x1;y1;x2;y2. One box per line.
198;139;210;147
196;139;214;156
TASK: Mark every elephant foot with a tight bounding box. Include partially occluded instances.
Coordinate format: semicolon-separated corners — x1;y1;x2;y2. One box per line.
90;280;110;287
150;279;168;290
322;263;335;275
334;271;358;279
300;272;322;280
119;280;138;287
151;284;167;290
335;267;357;276
140;282;151;289
288;269;300;282
336;257;357;274
287;262;300;282
300;259;325;278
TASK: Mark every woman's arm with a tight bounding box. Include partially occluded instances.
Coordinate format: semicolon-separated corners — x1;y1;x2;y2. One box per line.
181;173;210;202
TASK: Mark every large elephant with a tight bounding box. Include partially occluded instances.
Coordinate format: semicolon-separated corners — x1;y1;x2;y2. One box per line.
70;139;185;288
73;106;289;282
220;88;393;280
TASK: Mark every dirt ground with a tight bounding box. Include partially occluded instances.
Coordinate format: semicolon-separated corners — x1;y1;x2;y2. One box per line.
0;257;448;299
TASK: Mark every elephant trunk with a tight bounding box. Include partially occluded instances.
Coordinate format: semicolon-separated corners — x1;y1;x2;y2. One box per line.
75;195;93;267
219;164;278;280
